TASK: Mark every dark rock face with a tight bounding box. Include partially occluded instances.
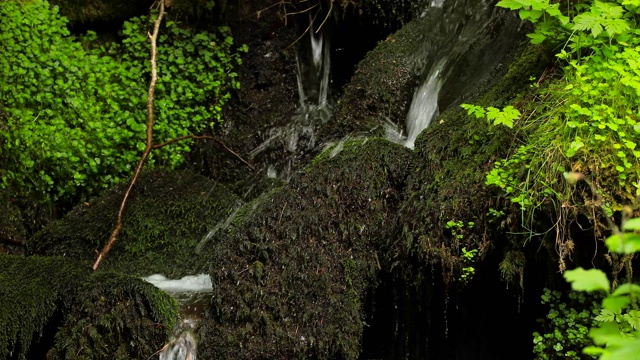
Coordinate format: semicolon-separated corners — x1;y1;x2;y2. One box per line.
29;169;240;278
0;255;178;360
199;139;412;360
49;0;153;24
325;2;526;141
197;38;552;358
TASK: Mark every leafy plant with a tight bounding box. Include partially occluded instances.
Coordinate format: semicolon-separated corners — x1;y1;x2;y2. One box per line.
564;212;640;359
532;288;600;360
460;1;640;271
0;0;245;204
445;220;478;281
460;104;521;128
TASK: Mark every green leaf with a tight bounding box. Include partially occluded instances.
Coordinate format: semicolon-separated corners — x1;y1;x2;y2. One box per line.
527;32;547;44
612;283;640;297
564;267;610;293
602;295;631;312
624;217;640;231
605;233;640;254
496;0;525;11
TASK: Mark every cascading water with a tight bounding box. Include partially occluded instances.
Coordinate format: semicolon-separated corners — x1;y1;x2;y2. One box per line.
386;0;502;149
404;59;445;149
249;14;332;180
143;274;213;360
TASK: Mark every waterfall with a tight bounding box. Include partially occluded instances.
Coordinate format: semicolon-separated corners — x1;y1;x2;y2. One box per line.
389;0;498;149
404;59;446;149
143;274;213;360
296;15;331;109
251;14;333;180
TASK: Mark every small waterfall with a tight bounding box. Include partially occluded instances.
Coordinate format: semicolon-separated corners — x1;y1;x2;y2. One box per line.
250;14;333;180
404;59;446;149
143;274;213;360
388;0;498;148
296;15;331;109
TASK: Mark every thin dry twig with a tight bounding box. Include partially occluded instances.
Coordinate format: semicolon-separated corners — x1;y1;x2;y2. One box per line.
0;233;25;246
152;134;254;171
92;0;166;270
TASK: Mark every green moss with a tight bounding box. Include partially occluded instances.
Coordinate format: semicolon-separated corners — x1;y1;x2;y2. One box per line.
49;271;178;359
397;43;551;283
29;169;241;277
0;255;178;360
324;20;423;139
200;138;411;360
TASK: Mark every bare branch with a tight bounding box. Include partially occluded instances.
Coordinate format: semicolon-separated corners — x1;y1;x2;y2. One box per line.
152;135;255;171
0;232;25;246
93;0;166;271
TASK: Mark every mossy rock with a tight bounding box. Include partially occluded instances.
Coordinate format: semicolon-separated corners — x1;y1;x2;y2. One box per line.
0;190;27;255
324;3;524;141
326;19;422;139
48;0;152;24
397;43;551;283
0;254;178;360
29;169;241;278
199;138;411;360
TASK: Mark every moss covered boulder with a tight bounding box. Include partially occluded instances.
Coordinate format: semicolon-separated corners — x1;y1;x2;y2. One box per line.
0;255;178;360
199;138;411;359
397;43;551;283
324;2;523;140
29;169;241;277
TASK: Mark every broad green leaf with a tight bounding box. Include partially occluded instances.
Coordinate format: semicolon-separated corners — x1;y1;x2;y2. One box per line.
564;267;610;293
496;0;525;11
527;32;547;44
603;295;631;312
612;283;640;297
624;217;640;231
589;322;625;346
605;233;640;254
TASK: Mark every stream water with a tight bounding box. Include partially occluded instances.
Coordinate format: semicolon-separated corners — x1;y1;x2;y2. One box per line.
143;274;213;360
248;14;333;181
386;0;511;148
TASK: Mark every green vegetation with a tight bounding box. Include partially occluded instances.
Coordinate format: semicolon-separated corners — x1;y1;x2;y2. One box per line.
564;209;640;359
460;1;640;357
533;289;600;359
0;0;244;204
462;0;640;267
0;255;178;359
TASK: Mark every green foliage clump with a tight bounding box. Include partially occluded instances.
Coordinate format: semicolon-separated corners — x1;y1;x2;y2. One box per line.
564;210;640;359
462;1;640;261
0;0;244;204
532;288;600;359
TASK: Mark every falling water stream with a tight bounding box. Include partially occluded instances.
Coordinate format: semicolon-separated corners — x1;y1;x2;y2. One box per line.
386;0;506;149
143;274;213;360
249;14;332;181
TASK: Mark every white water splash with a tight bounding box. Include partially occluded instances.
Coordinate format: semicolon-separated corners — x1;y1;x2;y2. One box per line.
296;15;331;109
143;275;212;360
143;274;212;293
404;59;446;149
159;323;198;360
